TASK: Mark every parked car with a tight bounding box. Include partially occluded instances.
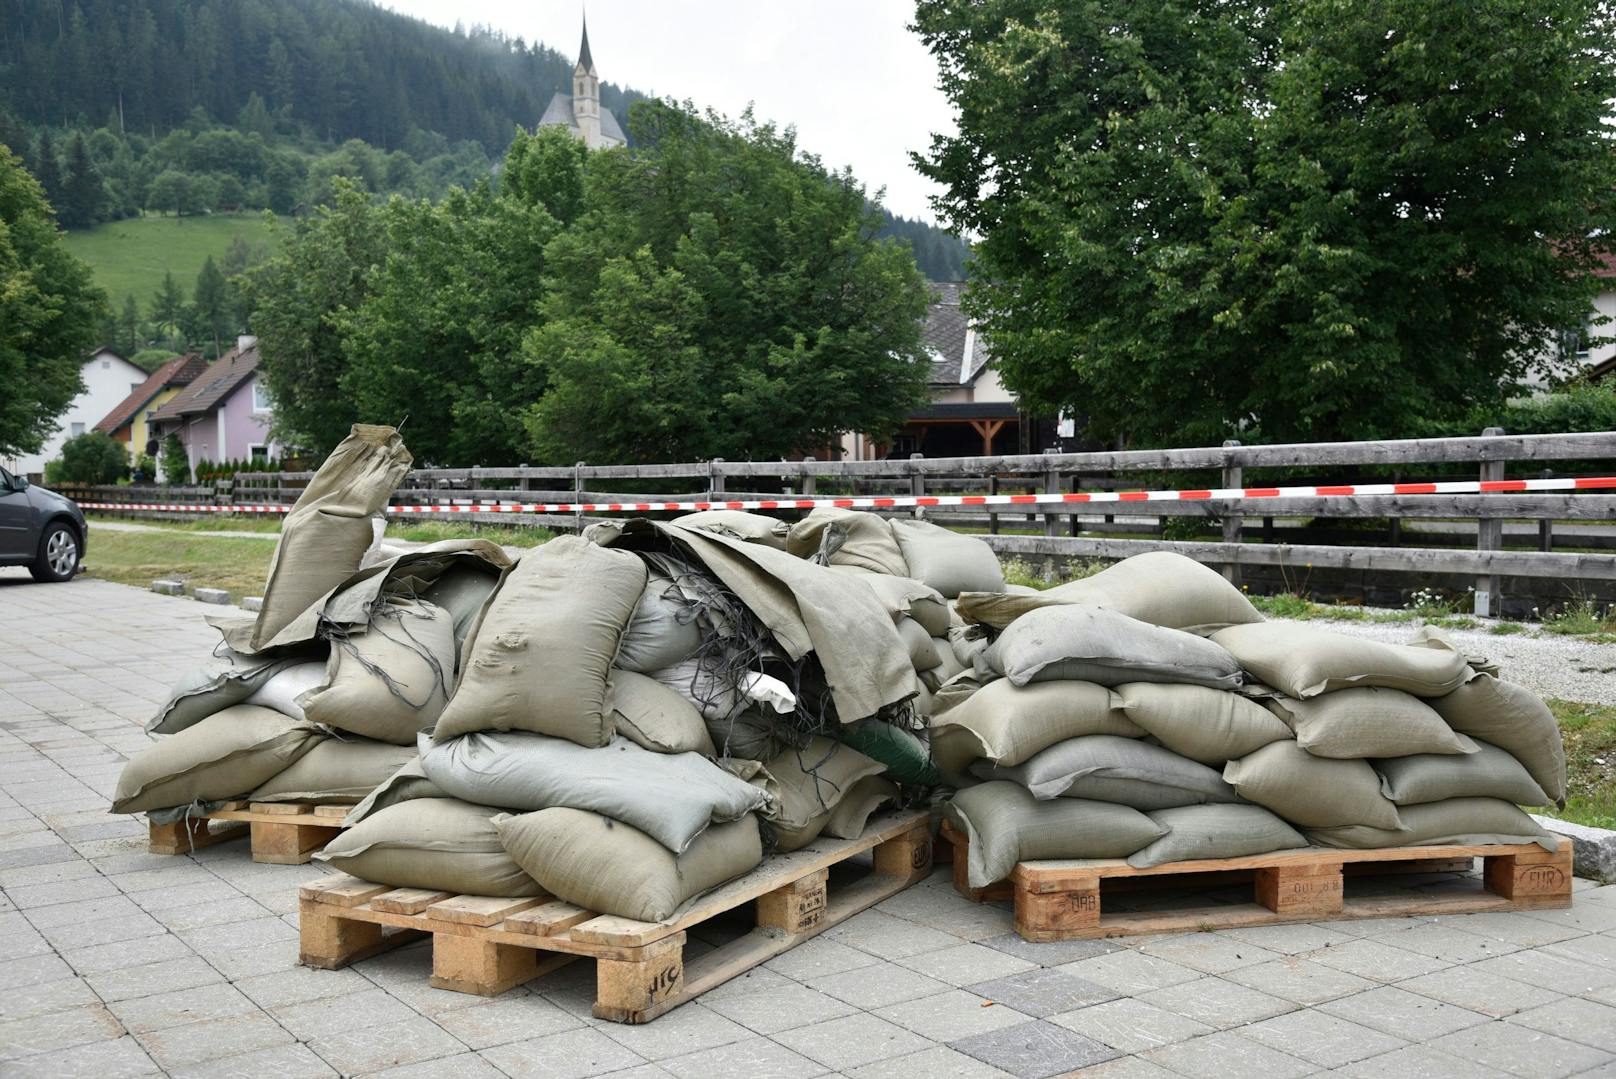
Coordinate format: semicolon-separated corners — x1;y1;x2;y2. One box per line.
0;466;87;582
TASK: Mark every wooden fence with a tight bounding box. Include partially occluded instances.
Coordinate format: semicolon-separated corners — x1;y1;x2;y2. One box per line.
69;429;1616;618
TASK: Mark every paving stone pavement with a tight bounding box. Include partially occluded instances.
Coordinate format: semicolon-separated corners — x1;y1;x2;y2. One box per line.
3;571;1615;1079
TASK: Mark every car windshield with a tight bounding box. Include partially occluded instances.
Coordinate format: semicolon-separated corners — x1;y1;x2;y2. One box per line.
0;466;12;488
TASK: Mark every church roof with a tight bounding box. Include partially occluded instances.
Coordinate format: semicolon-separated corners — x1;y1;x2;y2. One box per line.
577;17;595;73
538;91;626;144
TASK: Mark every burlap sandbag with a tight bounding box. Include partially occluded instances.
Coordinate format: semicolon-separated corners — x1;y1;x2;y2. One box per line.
1114;683;1292;765
756;736;887;852
1268;688;1478;760
1306;797;1559;852
420;562;503;655
148;651;321;734
889;518;1006;598
496;808;763;922
986;605;1242;690
1429;675;1567;805
787;508;908;576
930;636;966;683
929;679;1141;780
113;706;323;813
609;670;716;755
946;781;1165;888
617;572;706;674
1211;623;1470;699
972;735;1243;809
948;623;989;671
822;776;900;839
315;798;541;896
1223;740;1403;829
301;598;457;745
897;617;942;671
1375;741;1550;807
343;758;446;826
253;424;413;649
241;661;328;721
248;738;416;803
957;551;1262;632
1128;804;1308;869
673;510;789;549
840;570;951;637
433;536;647;747
930;669;984;717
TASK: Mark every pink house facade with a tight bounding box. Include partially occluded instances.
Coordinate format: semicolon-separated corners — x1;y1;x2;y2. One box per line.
147;337;281;474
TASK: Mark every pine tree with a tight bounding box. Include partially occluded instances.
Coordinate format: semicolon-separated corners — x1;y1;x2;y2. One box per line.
27;129;63;212
59;131;103;228
151;272;186;345
118;294;142;355
191;256;229;358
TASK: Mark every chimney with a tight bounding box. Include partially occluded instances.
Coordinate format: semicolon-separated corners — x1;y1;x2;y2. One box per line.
237;335;258;354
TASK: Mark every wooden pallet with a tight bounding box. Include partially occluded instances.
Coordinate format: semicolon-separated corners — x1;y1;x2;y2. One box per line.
298;810;932;1023
149;801;349;864
940;822;1571;941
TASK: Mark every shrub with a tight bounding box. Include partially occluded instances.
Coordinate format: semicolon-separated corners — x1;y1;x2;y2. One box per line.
160;434;190;485
48;432;130;485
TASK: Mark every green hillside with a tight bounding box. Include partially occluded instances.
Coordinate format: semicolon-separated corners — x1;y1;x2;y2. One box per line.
62;213;281;311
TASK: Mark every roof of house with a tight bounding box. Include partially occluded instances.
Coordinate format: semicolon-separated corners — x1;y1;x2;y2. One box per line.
922;282;992;388
94;354;208;435
1597;252;1616;279
147;344;262;423
538;91;627;144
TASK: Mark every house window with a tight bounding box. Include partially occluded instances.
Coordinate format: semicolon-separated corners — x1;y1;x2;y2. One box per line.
252;380;273;412
70;422;86;437
248;443;269;462
101;359;110;369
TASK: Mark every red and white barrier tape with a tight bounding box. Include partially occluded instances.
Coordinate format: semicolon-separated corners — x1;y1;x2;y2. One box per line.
77;474;1616;516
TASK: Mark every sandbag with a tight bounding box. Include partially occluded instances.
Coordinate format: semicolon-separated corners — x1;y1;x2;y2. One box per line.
419;562;503;655
609;670;716;756
948;624;989;671
344;758;446;825
838;570;951;638
433;536;647;747
301;598;457;745
972;735;1243;809
253;424;413;649
897;617;942;672
248;738;416;803
672;509;789;549
1128;804;1308;869
986;605;1242;690
1114;682;1292;765
786;508;908;576
1307;798;1559;852
1429;675;1567;805
419;731;770;853
822;776;901;839
888;518;1006;598
1267;688;1478;760
113;706;323;813
756;736;887;851
957;551;1261;632
315;798;541;896
930;636;966;683
840;718;941;787
148;650;321;734
241;661;328;721
497;808;763;922
930;669;984;718
928;679;1142;779
1211;623;1470;699
1223;741;1403;829
946;781;1165;888
1375;741;1551;808
616;572;706;674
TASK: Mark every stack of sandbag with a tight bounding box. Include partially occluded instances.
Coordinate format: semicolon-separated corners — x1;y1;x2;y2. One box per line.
938;551;1567;890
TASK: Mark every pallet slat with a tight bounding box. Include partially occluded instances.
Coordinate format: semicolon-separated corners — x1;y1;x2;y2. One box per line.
149;802;346;864
425;896;547;927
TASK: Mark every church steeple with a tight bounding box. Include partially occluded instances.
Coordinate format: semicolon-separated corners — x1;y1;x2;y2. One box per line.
576;16;595;75
572;13;601;146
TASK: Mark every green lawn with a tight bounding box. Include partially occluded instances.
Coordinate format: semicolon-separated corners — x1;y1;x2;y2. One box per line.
1542;700;1616;831
63;213;282;311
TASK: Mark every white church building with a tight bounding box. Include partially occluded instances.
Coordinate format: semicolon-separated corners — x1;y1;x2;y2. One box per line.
538;20;626;151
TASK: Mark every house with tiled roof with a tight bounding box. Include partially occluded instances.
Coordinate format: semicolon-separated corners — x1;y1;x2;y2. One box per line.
94;353;209;464
1;346;147;480
146;336;280;477
1573;254;1616;382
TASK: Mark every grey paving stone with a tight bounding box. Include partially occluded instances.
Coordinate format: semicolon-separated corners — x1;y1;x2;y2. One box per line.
481;1025;650;1079
5;873;120;908
0;1002;126;1062
1062;1056;1179;1079
61;931;194;975
844;1043;1015;1079
950;1018;1116;1079
805;961;950;1009
169;1041;339;1079
896;942;1039;987
694;965;794;1002
1397;966;1565;1018
110;983;261;1035
824;908;968;960
1239;1007;1407;1068
876;988;1032;1042
2;1034;159;1078
704;981;858;1034
773;1011;934;1071
599;1002;752;1062
1506;996;1616;1053
4;951;76;988
1469;948;1616;994
1222;956;1375;1005
431;993;583;1049
1543;930;1616;968
0;976;100;1022
1373;922;1526;963
1334;1043;1515;1079
364;1052;510;1079
1444;911;1587;947
1140;1029;1315;1079
763;936;882;981
305;1014;470;1075
151;894;275;932
87;957;225;1005
1517;900;1616;934
965;967;1119;1019
659;1035;828;1079
1133;933;1281;975
1048;998;1212;1054
271;987;419;1040
1433;1018;1615;1078
232;965;373;1009
1318;984;1492;1041
978;932;1123;966
1297;935;1455;982
1055;950;1202;996
1135;976;1296;1029
134;1011;294;1070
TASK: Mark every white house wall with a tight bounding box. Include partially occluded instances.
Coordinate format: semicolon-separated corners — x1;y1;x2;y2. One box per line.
2;350;148;480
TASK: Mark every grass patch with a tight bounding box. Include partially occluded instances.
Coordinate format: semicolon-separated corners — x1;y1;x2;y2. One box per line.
89;514;285;534
1536;699;1616;831
1427;615;1479;631
1490;621;1526;636
1541;599;1616;638
1247;592;1383;622
391;521;552;547
999;557;1106;591
63;213;282;312
82;529;276;598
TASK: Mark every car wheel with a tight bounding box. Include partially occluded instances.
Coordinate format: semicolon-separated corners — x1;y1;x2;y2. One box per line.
29;522;81;583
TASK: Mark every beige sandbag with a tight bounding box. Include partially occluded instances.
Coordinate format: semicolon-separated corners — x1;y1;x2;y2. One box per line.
1128;804;1308;869
930;669;985;717
947;623;989;671
672;509;789;549
1429;676;1567;805
609;670;716;755
301;598;457;745
822;776;900;839
1307;798;1559;852
1114;683;1291;765
248;738;416;803
1375;742;1551;807
148;651;321;734
888;518;1006;598
987;605;1242;690
897;617;942;671
433;536;647;747
1222;741;1403;829
787;508;908;576
946;781;1165;888
839;570;950;637
344;758;445;825
315;798;541;896
253;424;413;649
928;679;1141;779
113;707;323;813
973;735;1243;809
957;551;1261;632
1268;688;1478;760
931;636;966;683
496;808;763;922
1211;622;1470;699
756;737;887;851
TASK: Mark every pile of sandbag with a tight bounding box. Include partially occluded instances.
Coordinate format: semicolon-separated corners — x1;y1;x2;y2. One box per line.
939;551;1567;888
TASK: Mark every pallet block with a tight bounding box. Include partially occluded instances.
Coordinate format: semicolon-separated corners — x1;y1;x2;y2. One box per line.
941;823;1571;941
148;802;348;863
298;811;932;1022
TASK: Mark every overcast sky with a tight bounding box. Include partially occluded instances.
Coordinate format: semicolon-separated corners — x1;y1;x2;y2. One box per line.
377;1;956;223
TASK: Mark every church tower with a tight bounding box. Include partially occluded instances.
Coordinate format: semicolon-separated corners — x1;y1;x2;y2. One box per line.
572;17;601;149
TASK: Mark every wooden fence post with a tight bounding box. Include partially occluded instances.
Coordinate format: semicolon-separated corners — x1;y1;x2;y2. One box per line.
1476;428;1505;617
573;461;586;534
709;459;725;503
1539;469;1554;553
909;453;925;519
1221;440;1243;587
988;474;1001;535
1042;449;1060;578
